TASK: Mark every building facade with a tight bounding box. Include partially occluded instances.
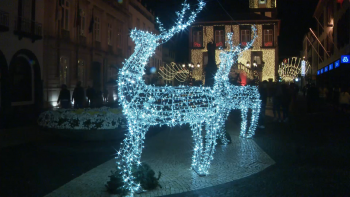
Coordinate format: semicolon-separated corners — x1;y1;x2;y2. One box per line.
189;0;280;84
43;0;131;107
302;0;350;88
0;0;44;113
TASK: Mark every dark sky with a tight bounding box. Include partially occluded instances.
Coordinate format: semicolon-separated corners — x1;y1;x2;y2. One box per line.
142;0;319;62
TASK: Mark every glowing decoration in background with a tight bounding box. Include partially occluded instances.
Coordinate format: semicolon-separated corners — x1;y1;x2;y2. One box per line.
317;70;320;75
301;60;306;76
278;57;310;81
150;67;156;74
116;0;260;195
324;66;328;72
321;68;324;74
341;55;350;63
158;62;189;83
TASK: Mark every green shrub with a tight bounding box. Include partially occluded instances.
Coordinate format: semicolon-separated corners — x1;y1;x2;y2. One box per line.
106;163;161;196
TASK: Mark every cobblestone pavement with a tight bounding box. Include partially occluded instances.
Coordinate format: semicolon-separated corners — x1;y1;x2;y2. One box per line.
1;96;350;197
45;122;274;197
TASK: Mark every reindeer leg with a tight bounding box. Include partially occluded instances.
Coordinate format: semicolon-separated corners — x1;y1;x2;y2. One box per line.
192;119;218;176
191;123;204;175
246;101;261;138
217;110;230;145
240;107;249;138
116;120;149;195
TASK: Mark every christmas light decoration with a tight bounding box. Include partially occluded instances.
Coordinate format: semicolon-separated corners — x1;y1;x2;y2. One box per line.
158;62;189;82
116;1;261;195
278;57;310;81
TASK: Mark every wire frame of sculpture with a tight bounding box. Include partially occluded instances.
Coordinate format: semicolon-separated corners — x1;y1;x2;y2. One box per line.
158;62;189;83
278;57;310;81
116;0;261;194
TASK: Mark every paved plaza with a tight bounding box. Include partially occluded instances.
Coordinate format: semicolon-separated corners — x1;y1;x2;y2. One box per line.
45;121;274;197
1;96;350;197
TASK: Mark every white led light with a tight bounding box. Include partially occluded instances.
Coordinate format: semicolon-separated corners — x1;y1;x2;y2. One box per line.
115;1;261;194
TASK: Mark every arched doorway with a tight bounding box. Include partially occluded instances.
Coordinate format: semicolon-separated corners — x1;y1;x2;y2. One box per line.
0;50;9;109
9;49;42;112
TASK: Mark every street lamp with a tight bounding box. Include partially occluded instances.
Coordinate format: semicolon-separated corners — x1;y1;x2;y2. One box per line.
182;64;185;68
197;62;200;68
253;60;257;67
246;61;250;67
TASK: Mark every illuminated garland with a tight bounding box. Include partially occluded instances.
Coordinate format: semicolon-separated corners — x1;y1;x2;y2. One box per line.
116;1;261;195
158;62;189;82
278;57;310;81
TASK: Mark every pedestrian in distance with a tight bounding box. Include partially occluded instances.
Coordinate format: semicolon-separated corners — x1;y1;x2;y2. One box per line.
72;81;85;109
258;80;268;129
339;87;350;113
57;84;70;109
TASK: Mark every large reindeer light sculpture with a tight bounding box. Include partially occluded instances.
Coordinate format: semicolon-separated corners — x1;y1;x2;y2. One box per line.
116;0;261;194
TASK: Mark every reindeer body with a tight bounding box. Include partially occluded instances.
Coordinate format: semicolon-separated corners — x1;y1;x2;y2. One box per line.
116;1;261;194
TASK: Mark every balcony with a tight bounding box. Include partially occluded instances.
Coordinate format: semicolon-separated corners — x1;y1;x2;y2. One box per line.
14;16;42;42
79;35;86;46
0;10;9;32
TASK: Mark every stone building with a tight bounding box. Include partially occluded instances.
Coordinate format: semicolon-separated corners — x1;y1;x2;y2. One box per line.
43;0;130;107
0;0;44;114
189;0;280;85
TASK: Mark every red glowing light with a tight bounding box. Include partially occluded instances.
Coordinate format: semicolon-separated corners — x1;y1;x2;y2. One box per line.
193;42;202;47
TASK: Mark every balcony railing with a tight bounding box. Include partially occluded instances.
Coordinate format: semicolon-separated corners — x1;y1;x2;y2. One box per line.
0;10;9;31
14;16;42;41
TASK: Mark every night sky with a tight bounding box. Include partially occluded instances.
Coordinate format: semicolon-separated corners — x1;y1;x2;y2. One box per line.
142;0;319;63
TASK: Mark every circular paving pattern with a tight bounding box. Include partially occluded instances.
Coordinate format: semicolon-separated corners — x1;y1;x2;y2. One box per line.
45;123;274;197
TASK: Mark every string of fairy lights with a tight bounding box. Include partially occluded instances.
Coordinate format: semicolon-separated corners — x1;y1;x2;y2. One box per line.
158;62;189;82
115;0;261;195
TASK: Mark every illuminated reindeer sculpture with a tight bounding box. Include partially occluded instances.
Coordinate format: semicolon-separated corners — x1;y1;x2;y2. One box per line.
116;0;260;194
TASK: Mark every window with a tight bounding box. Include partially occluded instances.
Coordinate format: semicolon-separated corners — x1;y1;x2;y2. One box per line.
94;16;100;41
318;13;324;36
240;29;250;46
136;18;140;29
192;28;203;48
253;56;261;65
327;0;334;25
251;51;262;66
80;9;85;36
116;21;122;48
78;60;85;86
22;0;32;19
60;57;69;85
327;30;334;55
61;0;70;30
263;29;273;47
259;0;266;4
108;23;112;45
215;30;225;47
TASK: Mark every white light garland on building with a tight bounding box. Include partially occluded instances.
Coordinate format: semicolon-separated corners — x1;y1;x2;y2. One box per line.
116;1;261;195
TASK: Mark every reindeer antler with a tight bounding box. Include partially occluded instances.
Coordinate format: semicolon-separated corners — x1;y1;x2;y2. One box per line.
156;0;205;44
